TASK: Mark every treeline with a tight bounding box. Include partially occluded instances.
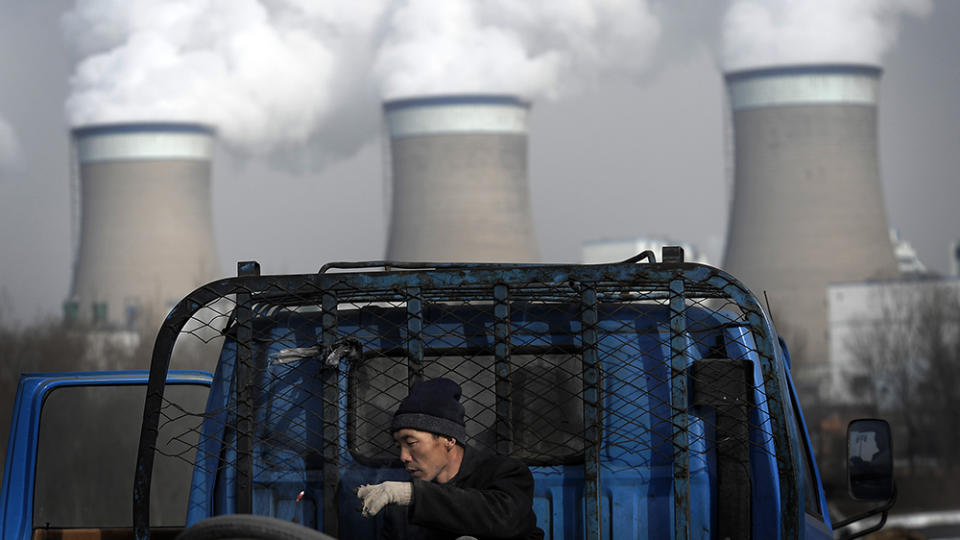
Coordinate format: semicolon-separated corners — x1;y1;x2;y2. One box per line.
0;315;153;482
848;283;960;470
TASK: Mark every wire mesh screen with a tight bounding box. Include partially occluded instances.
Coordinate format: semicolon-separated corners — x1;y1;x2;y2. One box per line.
350;350;585;465
136;261;797;537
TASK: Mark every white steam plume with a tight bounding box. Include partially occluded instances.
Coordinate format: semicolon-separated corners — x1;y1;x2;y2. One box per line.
63;0;387;155
63;1;662;155
374;0;661;100
722;0;932;71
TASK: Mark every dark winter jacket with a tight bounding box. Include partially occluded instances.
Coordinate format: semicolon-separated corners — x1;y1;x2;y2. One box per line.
381;446;544;540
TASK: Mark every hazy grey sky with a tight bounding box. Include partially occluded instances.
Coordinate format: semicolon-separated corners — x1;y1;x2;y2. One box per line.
1;0;957;323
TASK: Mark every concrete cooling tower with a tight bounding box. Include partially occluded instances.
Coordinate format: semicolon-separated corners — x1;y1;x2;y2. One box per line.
66;122;220;329
383;95;539;263
722;64;900;392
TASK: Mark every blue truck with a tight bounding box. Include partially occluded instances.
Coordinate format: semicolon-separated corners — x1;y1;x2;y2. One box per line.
1;248;894;539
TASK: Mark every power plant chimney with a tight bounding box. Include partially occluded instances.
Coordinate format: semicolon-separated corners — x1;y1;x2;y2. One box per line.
383;95;539;263
66;122;220;329
722;64;900;390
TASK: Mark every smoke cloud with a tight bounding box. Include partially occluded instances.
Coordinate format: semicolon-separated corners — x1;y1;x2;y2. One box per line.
62;0;662;155
373;0;661;100
722;0;933;71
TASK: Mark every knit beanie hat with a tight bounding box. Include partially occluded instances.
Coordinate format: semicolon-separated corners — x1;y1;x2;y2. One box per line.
391;378;467;443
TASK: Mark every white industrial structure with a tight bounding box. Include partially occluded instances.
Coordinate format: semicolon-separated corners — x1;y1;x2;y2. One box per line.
722;64;900;393
383;95;539;263
826;278;960;407
890;229;928;277
66;123;220;329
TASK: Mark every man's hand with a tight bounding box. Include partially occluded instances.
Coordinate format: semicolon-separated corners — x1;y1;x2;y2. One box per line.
356;481;413;517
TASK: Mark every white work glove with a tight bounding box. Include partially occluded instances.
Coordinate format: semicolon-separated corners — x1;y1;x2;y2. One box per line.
357;481;413;517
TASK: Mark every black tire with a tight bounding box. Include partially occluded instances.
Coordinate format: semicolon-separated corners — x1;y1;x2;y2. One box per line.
175;514;336;540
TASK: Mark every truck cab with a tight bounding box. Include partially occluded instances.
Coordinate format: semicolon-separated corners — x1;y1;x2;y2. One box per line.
0;371;212;539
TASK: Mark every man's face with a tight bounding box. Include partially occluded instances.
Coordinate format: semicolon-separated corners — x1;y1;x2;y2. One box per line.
393;428;455;483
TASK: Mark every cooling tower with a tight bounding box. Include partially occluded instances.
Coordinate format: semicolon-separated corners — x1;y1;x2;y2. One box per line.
383;95;538;262
723;65;899;389
67;123;220;329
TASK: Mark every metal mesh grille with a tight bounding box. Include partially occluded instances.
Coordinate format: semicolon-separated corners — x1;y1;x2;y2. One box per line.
136;261;797;537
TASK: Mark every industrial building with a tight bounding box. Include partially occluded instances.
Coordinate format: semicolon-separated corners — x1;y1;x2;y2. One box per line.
65;122;220;330
826;277;960;406
383;95;539;263
722;64;900;394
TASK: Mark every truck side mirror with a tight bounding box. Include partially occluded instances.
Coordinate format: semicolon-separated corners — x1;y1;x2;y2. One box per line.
847;419;894;501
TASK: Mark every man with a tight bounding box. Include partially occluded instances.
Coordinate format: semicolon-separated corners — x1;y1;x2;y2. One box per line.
357;377;544;540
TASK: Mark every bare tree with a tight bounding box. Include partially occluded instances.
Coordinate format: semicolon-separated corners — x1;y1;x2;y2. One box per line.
910;285;960;464
846;282;960;471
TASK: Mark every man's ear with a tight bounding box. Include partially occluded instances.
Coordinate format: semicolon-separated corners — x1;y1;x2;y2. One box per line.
443;436;457;450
